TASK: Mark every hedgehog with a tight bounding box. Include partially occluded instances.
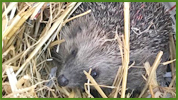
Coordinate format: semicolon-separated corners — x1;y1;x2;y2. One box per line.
52;2;172;95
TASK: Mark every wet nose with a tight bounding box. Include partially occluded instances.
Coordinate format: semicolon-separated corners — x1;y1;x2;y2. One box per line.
57;74;69;86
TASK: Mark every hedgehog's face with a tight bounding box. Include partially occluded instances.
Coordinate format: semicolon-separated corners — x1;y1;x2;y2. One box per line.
56;16;121;89
56;40;120;89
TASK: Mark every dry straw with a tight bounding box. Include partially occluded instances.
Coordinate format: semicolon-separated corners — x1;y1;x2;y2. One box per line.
121;2;130;98
2;2;176;98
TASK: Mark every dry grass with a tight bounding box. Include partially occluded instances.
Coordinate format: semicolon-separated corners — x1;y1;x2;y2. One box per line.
2;2;176;98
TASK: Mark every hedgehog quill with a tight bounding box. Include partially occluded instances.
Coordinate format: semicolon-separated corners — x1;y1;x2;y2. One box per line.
52;2;173;97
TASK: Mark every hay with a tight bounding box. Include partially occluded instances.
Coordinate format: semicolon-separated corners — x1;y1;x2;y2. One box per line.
121;2;130;98
2;2;176;98
2;2;85;98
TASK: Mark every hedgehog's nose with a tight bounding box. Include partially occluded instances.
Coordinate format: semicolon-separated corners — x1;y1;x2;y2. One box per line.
57;74;69;86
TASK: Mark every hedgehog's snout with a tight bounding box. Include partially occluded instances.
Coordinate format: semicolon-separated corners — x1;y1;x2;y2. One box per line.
57;74;69;86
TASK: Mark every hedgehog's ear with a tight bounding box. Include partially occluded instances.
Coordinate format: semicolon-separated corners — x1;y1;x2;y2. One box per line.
51;47;63;66
51;49;64;75
51;47;59;58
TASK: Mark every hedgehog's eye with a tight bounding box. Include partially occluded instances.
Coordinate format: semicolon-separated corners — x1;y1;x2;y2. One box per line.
91;69;99;78
71;48;78;57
